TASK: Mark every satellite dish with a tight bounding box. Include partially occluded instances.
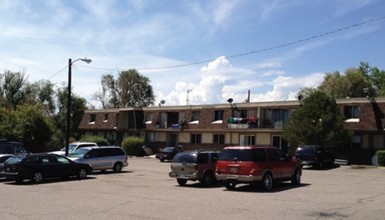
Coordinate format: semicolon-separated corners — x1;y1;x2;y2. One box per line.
227;98;233;103
160;100;165;105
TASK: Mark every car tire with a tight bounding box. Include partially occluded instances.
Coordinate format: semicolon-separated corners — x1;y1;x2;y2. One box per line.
177;178;187;186
160;157;165;162
77;168;88;179
32;172;44;183
113;163;123;173
201;171;216;186
262;173;273;191
291;169;301;185
224;181;236;190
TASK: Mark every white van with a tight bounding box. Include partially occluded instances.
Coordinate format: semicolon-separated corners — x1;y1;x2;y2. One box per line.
50;142;98;155
69;146;128;172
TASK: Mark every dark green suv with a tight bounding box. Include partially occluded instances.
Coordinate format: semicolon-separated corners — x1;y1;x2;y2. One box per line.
0;139;28;155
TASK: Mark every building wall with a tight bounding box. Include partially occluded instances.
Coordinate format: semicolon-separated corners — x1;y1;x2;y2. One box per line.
79;98;385;154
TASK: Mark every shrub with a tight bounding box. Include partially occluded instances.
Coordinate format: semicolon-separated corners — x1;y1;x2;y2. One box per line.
79;135;109;146
376;150;385;166
121;136;145;156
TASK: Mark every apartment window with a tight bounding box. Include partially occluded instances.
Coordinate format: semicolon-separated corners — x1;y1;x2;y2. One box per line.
344;106;360;119
191;134;202;144
144;132;155;142
191;111;200;121
213;110;224;122
145;112;152;124
89;114;96;124
103;113;108;122
213;134;225;144
240;135;255;146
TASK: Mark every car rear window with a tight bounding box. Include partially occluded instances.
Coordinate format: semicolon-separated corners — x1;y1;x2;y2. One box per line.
172;153;197;163
0;144;13;154
297;147;315;154
219;149;266;162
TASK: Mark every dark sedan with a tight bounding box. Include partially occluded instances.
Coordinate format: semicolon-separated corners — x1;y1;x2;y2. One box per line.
156;146;183;162
1;153;93;183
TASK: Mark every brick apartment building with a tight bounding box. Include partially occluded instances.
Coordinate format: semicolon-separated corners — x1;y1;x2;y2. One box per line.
78;97;385;164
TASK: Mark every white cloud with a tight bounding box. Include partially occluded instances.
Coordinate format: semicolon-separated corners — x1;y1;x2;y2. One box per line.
157;55;325;106
200;56;232;71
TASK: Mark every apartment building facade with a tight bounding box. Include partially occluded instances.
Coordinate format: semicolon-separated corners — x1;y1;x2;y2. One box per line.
78;97;385;158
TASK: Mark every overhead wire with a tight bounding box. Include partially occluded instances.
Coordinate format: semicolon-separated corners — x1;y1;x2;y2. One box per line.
48;15;385;76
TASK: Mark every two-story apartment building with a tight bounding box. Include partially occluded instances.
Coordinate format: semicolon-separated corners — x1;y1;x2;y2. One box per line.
78;97;385;162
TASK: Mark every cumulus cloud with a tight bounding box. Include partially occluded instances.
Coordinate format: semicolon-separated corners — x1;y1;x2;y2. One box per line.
158;56;325;106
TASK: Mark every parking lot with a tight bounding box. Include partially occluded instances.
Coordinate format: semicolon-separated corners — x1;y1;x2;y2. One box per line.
1;157;385;220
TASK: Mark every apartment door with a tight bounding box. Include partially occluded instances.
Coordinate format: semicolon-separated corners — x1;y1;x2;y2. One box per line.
167;133;178;147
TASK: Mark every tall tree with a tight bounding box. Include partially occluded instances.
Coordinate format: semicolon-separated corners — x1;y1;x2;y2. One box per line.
94;69;155;108
54;85;87;144
283;91;350;148
317;62;383;98
0;70;32;110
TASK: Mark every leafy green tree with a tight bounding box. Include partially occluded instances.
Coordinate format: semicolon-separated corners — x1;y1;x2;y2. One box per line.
317;62;385;98
0;70;32;110
13;105;53;152
0;105;53;152
94;69;155;108
28;80;56;114
283;91;350;148
54;85;88;144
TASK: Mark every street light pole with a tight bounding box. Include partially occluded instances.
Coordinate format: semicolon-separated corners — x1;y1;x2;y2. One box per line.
65;58;92;156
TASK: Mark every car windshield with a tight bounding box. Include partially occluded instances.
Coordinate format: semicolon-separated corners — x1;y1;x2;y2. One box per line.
172;153;197;163
4;156;23;164
69;148;90;158
60;143;78;152
162;147;175;153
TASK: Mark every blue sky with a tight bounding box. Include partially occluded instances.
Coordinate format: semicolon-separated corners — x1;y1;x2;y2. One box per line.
1;0;385;108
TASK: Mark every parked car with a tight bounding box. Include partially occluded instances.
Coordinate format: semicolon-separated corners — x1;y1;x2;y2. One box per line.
295;145;335;168
169;150;221;186
156;146;183;162
215;146;302;191
1;153;92;183
50;142;98;155
0;154;13;176
0;139;29;155
68;146;128;172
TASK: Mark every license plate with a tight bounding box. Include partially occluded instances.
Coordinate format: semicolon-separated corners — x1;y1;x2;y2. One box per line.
230;167;237;172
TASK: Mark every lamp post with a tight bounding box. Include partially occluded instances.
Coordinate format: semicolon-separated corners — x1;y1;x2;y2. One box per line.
65;58;92;156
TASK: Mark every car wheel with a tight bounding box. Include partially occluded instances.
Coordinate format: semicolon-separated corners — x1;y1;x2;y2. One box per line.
262;173;273;191
113;163;123;173
224;181;236;190
177;178;187;186
202;172;216;186
160;157;165;162
32;172;44;183
291;169;301;185
77;168;88;179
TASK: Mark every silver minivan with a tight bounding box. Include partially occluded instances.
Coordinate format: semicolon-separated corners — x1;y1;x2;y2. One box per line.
69;146;128;172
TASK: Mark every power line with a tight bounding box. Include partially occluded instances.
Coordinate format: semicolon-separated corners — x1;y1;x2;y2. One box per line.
52;15;385;74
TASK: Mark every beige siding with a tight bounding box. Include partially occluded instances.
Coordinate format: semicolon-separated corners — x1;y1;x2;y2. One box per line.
256;133;271;145
178;132;189;143
202;133;211;144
